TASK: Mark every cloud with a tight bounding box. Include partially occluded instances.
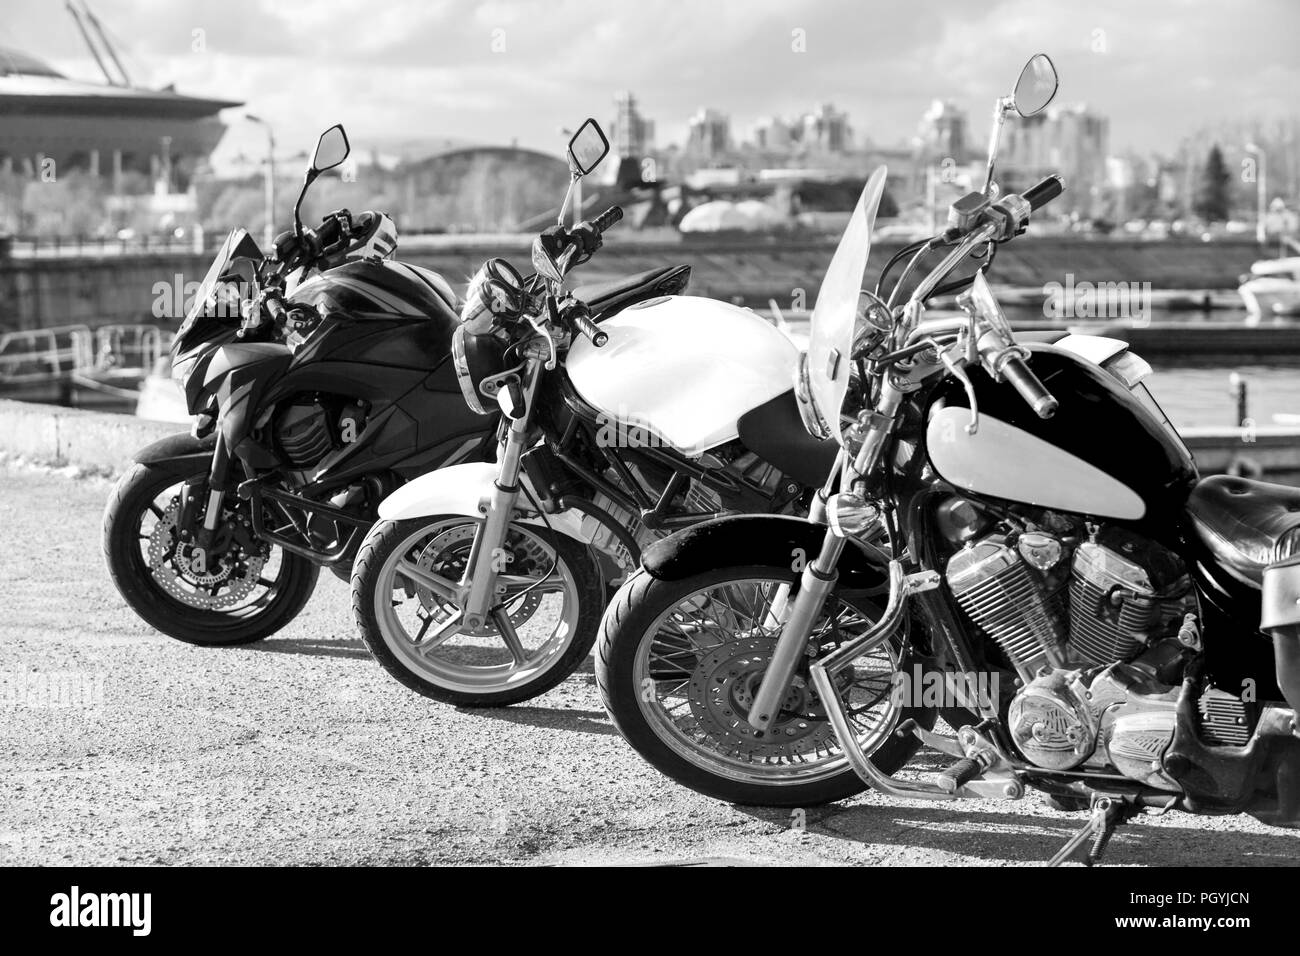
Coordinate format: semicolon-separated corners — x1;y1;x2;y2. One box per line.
5;0;1297;166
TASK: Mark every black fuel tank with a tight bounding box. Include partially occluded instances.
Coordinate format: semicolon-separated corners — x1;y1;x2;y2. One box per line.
923;344;1197;535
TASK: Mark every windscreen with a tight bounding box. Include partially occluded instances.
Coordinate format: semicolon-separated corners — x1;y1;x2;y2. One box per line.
807;166;887;444
174;229;261;342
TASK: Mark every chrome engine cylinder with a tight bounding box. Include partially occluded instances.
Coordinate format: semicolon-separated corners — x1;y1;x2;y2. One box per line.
946;537;1068;681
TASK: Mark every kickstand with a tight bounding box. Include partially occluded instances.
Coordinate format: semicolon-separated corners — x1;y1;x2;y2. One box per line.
1046;797;1135;867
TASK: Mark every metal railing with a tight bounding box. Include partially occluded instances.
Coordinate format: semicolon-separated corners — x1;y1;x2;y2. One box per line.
0;324;172;386
0;234;206;259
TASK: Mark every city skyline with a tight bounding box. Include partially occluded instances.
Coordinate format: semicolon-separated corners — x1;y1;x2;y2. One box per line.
1;0;1296;175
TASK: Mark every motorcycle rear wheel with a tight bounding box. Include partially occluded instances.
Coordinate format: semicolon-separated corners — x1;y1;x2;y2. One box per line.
102;462;320;646
597;565;933;807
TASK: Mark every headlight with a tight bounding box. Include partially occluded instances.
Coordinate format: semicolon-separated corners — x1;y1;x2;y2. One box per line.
452;326;506;416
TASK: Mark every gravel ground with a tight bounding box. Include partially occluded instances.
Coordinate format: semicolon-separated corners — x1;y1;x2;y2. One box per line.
1;461;1297;867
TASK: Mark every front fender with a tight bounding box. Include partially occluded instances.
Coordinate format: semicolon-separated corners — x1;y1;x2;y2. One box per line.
641;514;888;591
377;462;592;544
134;431;216;477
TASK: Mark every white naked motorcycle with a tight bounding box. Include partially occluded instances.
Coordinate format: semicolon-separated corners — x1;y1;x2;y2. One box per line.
349;119;842;706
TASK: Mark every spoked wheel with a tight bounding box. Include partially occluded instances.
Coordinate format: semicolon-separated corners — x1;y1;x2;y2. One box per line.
597;565;933;806
102;462;319;645
351;516;603;707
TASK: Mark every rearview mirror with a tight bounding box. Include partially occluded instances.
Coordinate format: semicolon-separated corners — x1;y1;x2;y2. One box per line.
567;119;609;176
312;124;350;172
1013;54;1058;117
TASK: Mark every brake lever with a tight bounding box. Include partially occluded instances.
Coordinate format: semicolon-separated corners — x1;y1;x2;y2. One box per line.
938;348;980;435
525;308;557;371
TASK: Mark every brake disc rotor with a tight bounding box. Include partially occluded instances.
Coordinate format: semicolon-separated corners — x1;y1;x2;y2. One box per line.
147;498;265;610
411;524;547;636
686;637;838;760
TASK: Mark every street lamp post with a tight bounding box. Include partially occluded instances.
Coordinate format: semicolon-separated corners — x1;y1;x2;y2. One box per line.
246;114;276;250
1245;142;1267;247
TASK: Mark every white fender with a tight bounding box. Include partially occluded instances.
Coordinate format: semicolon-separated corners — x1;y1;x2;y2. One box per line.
377;462;592;544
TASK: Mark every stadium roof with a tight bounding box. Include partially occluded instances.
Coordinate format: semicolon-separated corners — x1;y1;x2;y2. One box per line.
0;45;240;117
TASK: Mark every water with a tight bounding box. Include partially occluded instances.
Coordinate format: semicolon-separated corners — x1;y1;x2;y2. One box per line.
1148;363;1300;429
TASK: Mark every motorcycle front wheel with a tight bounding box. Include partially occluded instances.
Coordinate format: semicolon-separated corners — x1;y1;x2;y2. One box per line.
351;516;603;707
102;462;320;645
596;564;933;807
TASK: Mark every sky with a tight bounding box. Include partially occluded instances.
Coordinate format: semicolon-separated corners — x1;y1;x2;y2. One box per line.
3;0;1297;174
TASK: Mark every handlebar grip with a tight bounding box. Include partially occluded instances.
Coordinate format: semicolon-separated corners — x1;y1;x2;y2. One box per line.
1001;354;1058;419
570;307;608;347
589;205;623;235
1022;175;1064;212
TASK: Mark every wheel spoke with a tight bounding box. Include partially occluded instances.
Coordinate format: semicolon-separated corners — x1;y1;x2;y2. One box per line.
395;559;458;601
491;607;528;665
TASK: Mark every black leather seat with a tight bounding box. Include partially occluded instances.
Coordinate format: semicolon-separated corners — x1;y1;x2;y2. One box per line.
1187;474;1300;586
574;265;691;317
736;388;840;488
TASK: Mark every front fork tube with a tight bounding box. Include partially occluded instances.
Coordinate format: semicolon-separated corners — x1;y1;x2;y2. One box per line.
459;375;536;631
747;388;903;733
191;438;233;553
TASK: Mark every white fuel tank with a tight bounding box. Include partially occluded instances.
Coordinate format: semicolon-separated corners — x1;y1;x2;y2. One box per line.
566;295;798;457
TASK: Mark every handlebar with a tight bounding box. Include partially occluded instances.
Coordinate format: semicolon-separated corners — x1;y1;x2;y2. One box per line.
588;205;623;236
1022;175;1064;212
565;301;608;347
999;352;1058;419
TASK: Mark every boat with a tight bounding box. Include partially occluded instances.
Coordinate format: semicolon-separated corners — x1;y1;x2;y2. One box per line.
1238;256;1300;321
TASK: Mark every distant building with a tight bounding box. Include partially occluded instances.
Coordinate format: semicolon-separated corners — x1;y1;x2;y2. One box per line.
686;108;731;160
799;103;851;153
610;91;654;159
0;46;239;190
916;99;969;163
753;116;793;152
1001;105;1109;214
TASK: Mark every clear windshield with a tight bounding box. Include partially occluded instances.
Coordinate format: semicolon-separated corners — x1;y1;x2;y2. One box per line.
807;166;888;444
174;229;261;343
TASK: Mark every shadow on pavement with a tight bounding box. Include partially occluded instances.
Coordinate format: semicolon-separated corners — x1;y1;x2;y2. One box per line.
740;800;1300;865
462;704;618;737
248;637;371;660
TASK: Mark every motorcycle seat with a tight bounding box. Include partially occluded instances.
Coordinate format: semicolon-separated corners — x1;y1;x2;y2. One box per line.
574;265;692;318
1187;474;1300;586
736;388;840;489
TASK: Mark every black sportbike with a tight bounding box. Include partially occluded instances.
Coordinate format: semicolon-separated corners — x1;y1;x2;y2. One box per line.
103;124;687;645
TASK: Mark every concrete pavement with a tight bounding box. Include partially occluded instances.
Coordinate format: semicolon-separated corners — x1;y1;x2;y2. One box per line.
0;461;1296;867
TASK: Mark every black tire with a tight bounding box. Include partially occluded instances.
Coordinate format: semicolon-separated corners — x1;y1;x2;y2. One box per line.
352;516;604;707
102;462;319;646
596;565;935;807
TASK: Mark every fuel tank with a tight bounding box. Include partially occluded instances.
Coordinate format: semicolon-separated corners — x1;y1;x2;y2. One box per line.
286;259;462;371
566;295;798;457
923;344;1197;531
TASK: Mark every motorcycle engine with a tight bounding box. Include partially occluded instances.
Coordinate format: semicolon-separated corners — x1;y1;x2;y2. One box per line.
940;498;1222;788
274;395;367;470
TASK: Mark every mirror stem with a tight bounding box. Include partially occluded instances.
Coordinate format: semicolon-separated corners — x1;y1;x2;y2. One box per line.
557;173;579;227
293;170;317;238
981;97;1012;197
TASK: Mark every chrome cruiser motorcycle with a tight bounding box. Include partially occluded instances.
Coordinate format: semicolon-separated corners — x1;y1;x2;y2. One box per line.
351;119;840;707
597;56;1300;865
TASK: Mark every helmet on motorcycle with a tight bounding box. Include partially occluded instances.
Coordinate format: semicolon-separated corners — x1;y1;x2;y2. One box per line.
461;258;527;334
345;212;398;262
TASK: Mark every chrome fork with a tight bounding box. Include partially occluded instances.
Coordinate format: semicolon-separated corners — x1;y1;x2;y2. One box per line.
458;362;539;632
746;385;904;733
